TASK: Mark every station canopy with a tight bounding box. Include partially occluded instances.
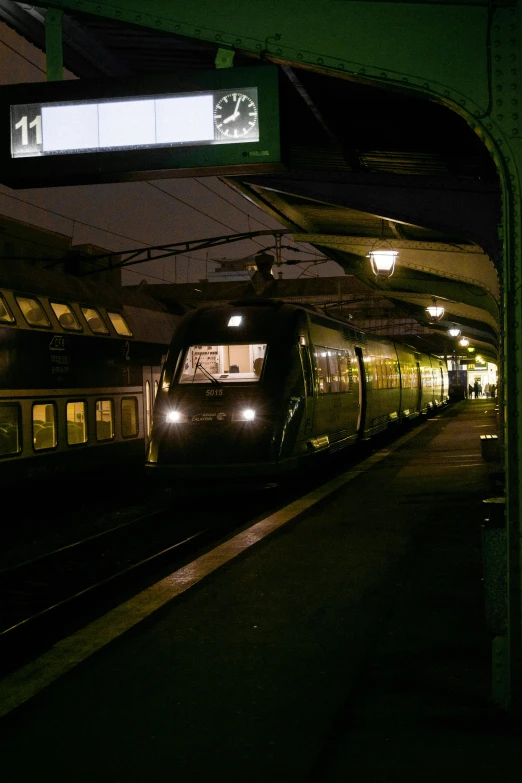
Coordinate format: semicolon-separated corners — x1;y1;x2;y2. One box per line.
0;2;500;362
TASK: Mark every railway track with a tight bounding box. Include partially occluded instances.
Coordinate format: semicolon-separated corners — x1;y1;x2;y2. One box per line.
0;502;244;674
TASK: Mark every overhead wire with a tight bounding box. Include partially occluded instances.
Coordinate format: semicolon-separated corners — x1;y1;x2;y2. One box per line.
0;187;150;247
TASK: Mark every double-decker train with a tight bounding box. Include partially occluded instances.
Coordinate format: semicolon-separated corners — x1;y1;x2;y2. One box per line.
0;262;183;489
146;298;449;484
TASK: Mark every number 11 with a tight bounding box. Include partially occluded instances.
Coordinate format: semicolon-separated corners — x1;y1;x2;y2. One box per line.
14;115;42;146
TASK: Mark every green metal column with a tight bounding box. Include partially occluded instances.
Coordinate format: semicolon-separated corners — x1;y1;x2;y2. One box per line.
473;3;522;712
45;8;63;81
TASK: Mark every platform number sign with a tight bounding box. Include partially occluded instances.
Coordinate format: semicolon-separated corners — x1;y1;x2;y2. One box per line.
11;109;42;155
0;66;280;187
10;88;259;159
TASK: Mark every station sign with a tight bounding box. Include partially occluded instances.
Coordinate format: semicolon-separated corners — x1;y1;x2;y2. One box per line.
0;65;282;188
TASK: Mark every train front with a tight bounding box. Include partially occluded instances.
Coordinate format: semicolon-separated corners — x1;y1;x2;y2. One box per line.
145;302;306;485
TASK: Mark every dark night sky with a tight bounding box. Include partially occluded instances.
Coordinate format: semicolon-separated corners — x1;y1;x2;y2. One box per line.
0;22;344;286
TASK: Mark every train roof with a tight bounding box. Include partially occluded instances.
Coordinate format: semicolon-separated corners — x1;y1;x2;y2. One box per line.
189;297;445;361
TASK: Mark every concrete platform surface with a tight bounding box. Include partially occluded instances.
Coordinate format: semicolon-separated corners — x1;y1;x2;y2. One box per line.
2;399;521;782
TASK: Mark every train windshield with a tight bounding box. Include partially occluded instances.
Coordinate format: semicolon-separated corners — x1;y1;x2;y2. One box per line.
178;344;267;384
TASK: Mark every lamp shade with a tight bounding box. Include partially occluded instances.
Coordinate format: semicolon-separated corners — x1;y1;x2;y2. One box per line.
426;304;445;320
448;327;461;337
368;249;398;278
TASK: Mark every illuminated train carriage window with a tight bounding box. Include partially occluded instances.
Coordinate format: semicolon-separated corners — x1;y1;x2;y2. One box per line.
33;402;57;450
107;311;133;337
327;351;340;393
313;347;329;394
16;296;51;328
339;352;352;392
0;293;15;324
121;397;139;438
95;399;114;441
66;401;87;445
51;302;82;331
81;306;109;334
178;344;267;384
0;403;21;456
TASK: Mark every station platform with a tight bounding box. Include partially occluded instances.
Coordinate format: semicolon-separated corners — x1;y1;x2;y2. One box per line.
2;399;521;782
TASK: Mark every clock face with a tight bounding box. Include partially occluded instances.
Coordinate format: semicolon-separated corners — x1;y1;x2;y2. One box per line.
213;91;259;140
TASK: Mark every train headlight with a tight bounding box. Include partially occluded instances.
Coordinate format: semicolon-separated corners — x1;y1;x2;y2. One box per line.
166;410;182;423
232;408;256;421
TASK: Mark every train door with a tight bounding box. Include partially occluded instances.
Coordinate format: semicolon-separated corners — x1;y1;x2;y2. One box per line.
415;360;422;414
355;347;366;435
299;338;314;436
142;366;161;447
311;345;340;436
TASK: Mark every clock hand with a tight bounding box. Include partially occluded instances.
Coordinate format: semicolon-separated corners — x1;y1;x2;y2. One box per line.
223;96;242;124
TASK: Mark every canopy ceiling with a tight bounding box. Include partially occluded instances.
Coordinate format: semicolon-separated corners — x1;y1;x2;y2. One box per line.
0;2;501;361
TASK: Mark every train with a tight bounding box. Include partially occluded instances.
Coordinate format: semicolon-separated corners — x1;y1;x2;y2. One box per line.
145;298;449;485
0;261;184;488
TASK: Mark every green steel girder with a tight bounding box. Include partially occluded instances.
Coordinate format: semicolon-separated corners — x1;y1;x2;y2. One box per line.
33;1;492;117
44;7;63;81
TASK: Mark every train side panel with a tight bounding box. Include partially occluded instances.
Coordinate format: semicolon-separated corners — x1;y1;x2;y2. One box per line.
0;278;179;488
431;356;449;406
359;337;402;438
307;316;360;453
394;342;423;420
417;351;436;414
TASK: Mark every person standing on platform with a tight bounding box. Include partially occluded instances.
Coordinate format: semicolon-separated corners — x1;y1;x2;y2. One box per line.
474;380;480;398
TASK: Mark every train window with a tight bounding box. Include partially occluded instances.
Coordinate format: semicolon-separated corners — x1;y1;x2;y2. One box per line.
122;397;139;438
328;351;340;393
313;347;329;394
339;353;352;392
95;399;114;441
81;307;110;334
178;344;267;384
402;363;416;388
0;403;21;456
154;380;159;399
375;359;384;390
0;293;15;324
51;302;82;331
33;402;57;450
66;401;87;445
17;296;51;328
392;361;400;388
107;311;133;337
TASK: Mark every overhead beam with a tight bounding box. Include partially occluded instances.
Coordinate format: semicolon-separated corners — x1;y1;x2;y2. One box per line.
235;172;501;259
0;1;133;77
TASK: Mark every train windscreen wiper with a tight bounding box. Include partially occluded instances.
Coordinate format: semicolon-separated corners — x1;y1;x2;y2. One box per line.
193;358;222;386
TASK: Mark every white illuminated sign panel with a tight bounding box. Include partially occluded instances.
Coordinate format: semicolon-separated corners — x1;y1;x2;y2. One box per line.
10;88;259;158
